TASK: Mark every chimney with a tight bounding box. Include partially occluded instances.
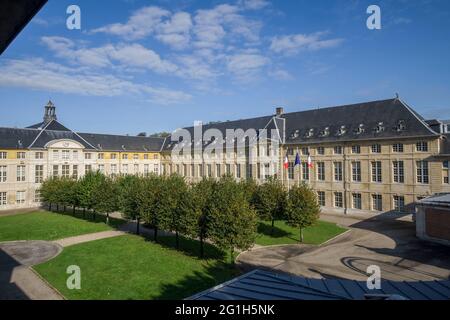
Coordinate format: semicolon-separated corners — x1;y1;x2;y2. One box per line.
43;100;57;123
275;107;284;116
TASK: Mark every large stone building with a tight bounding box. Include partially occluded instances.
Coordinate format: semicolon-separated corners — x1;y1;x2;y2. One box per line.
1;98;449;215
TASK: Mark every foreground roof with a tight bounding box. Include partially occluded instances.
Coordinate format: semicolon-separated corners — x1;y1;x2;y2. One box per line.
188;269;450;300
418;193;450;207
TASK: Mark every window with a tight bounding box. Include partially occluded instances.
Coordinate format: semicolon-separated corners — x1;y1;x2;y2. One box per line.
16;191;25;204
393;143;404;153
85;164;92;173
182;164;187;176
393;161;405;183
35;152;44;159
334;192;343;208
134;164;139;173
73;165;78;180
317;191;325;206
352;161;361;182
34;190;41;203
317;147;325;155
416;161;429;184
207;164;212;177
111;164;117;176
301;147;309;155
17;152;26;159
443;160;449;169
371;161;382;183
17;165;26;182
73;151;78;160
317;162;325;181
352;193;362;210
144;154;149;160
190;164;194;177
302;163;309;181
53;165;59;178
154;154;158;159
98;153;104;160
444;176;449;184
35;165;44;183
0;192;6;206
111;153;117;160
144;164;150;176
352;145;361;154
287;148;294;156
371;144;381;153
334;162;343;181
237;164;241;178
199;164;203;177
85;153;92;160
288;162;294;180
97;164;105;174
133;154;139;160
216;164;221;177
62;150;70;160
122;154;128;160
62;165;70;178
0;166;7;182
393;195;405;212
372;195;382;211
416;141;428;152
264;163;271;180
122;164;128;174
0;152;7;159
226;164;231;175
246;164;253;179
334;146;342;155
53;150;59;160
155;164;159;175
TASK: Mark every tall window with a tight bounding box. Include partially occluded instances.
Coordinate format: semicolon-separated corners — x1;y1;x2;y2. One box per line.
371;144;381;153
334;162;343;181
0;192;6;206
246;164;253;179
111;153;117;160
35;152;44;159
352;161;361;182
302;162;309;181
122;154;128;160
144;164;150;176
393;161;404;183
416;141;428;152
34;190;42;203
85;153;92;160
443;160;449;169
35;165;44;183
236;164;241;178
393;195;405;212
352;193;362;210
111;164;117;176
0;166;7;182
17;152;26;159
288;162;294;180
134;164;139;174
199;164;203;177
264;163;271;180
133;154;139;160
371;161;382;183
416;161;429;184
216;164;221;177
207;164;212;177
122;164;128;174
334;192;343;208
17;165;26;182
154;164;159;175
0;152;7;159
317;147;325;155
73;151;78;160
98;164;105;174
334;146;343;155
62;165;70;178
226;164;231;176
393;143;404;153
144;154;149;160
317;191;325;206
53;150;59;160
16;191;26;204
352;145;361;154
62;150;70;160
372;194;382;211
98;153;104;160
53;165;59;178
73;165;78;180
317;162;325;181
301;147;309;155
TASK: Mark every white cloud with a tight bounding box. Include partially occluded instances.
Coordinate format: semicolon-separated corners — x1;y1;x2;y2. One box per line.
270;32;344;55
239;0;271;10
155;12;192;50
269;68;293;80
227;53;270;81
91;6;170;40
0;58;191;105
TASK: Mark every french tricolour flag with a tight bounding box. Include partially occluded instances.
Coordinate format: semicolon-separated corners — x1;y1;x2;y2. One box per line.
284;153;289;169
307;155;313;168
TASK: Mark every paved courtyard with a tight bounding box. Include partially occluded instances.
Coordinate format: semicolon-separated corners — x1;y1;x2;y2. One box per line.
237;213;450;281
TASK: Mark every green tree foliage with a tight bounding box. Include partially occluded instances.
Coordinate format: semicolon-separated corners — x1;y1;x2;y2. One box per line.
77;171;105;220
286;183;321;243
117;175;142;233
239;178;258;207
209;176;258;263
39;177;60;211
92;175;119;224
253;177;287;235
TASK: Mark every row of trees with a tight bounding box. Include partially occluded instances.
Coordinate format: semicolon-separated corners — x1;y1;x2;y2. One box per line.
40;172;320;260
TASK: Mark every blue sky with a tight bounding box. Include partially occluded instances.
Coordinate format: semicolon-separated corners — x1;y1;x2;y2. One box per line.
1;0;450;135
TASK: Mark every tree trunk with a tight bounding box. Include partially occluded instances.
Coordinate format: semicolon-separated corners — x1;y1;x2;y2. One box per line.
93;210;96;222
300;228;304;243
83;208;86;219
63;205;66;212
175;231;179;249
106;213;109;225
136;217;140;235
56;204;59;212
72;206;76;215
271;219;275;236
200;233;204;259
48;203;52;211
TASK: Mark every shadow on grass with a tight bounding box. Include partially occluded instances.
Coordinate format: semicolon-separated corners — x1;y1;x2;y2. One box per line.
257;221;291;239
48;206;126;229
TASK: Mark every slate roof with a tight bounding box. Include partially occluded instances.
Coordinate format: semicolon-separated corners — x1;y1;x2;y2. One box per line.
188;269;450;300
27;120;71;131
282;98;438;145
78;132;165;152
418;193;450;208
443;134;450;155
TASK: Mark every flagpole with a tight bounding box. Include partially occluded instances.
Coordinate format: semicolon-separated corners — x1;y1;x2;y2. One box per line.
297;148;300;187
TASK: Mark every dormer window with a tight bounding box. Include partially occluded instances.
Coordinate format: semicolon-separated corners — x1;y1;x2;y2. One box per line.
354;124;365;135
320;127;330;137
305;129;314;138
291;129;300;139
337;126;346;136
396;120;406;132
374;122;385;134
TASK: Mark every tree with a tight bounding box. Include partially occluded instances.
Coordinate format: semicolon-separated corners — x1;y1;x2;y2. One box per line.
209;176;258;264
77;171;104;221
253;177;287;235
286;183;321;243
40;177;59;211
92;175;119;224
239;178;258;208
117;175;142;234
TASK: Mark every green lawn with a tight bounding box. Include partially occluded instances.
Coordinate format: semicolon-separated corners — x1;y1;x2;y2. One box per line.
0;211;118;242
255;220;347;246
34;235;237;300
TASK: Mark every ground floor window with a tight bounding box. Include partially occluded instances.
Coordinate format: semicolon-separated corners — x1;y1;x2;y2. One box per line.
317;191;325;206
334;192;343;208
352;193;362;210
372;194;382;211
0;192;6;206
34;190;41;203
236;164;241;178
393;195;405;212
16;191;26;204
